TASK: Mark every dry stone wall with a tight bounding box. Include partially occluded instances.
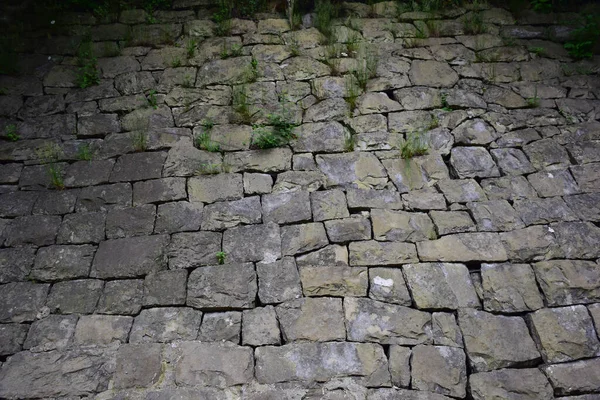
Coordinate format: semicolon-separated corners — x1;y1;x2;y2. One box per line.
1;1;600;399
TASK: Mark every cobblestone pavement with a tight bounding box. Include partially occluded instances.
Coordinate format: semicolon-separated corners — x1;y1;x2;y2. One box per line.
1;1;600;399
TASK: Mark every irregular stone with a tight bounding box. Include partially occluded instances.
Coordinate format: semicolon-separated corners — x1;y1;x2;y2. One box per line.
300;266;368;297
282;57;330;81
371;209;435;242
155;201;203;233
411;345;467;398
291;121;348;152
256;257;302;304
132;178;186;205
316;152;388;189
481;263;543;313
169;341;254;387
223;222;281;263
524;138;570;170
367;388;453;400
277;298;346;342
402;187;446;210
187;263;256;309
197;57;256;86
114;343;162;390
32;190;77;215
188;173;243;203
310;189;349;221
281;223;328;256
225;148;292;173
417;233;507;262
450;147;500;178
96;279;143;315
458;308;540;372
76;183;132;212
404;263;480;310
57;212;106;244
469;368;554;400
3;215;61;247
432;312;463;348
168;231;222;269
130;307;202;343
74;315;133;345
529;305;600;363
23;314;77;352
345;297;431;345
542;358;600;396
437;178;487;203
262;191;311;224
500;225;562;262
346;187;403;210
490;148;536;176
481;176;538;201
198;311;241;343
513;197;577;225
0;248;36;284
31;244;95;281
46;279;103;314
91;235;168;278
409;60;459;87
325;215;372;242
0;346;116;398
533;260;600;306
255;342;390;386
350;240;418;266
106;205;155;239
571;163;600;193
553;221;600;259
77;113;120;137
452;118;498;145
296;244;348;267
430;211;476;235
388;111;434;133
242;306;280;346
143;269;187;306
0;282;49;323
244;173;273;194
0;324;29;356
368;267;412;306
201;196;262;231
467;200;524;232
110;152;166;182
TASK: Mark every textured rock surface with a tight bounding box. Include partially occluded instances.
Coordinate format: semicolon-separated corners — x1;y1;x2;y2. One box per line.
0;3;599;398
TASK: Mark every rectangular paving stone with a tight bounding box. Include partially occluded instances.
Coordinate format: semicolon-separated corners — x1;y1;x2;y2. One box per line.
91;235;169;278
349;240;418;266
255;342;390;387
169;341;254;388
345;297;432;345
0;346;116;398
417;233;508;262
187;263;257;310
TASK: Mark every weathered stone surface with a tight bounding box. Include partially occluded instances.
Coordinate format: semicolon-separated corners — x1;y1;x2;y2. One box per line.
372;209;435;242
255;342;390;386
168;231;221;269
78;113;120;137
500;225;562;262
130;307;202;343
106;205;156;238
201;196;261;231
316;152;388;189
281;223;328;256
528;169;579;197
0;346;116;398
432;312;463;348
114;343;161;389
529;305;600;363
57;212;106;244
292;122;348;152
242;306;280;346
133;178;186;205
310;189;349;221
346;188;403;210
91;235;168;278
553;221;600;259
143;269;187;306
46;279;103;314
198;311;241;343
262;191;312;224
110;152;166;183
453;118;498;145
277;298;346;342
75;315;133;345
225;148;292;173
256;257;302;304
345;297;431;345
32;190;78;215
96;279;143;315
368;267;412;306
437;178;487;203
0;191;38;217
4;215;61;247
450;147;500;179
325;215;372;243
469;368;554;400
0;324;29;356
155;201;203;233
388;111;435;134
23;314;77;352
0;282;49;323
417;233;507;262
533;260;600;306
458;308;540;372
543;358;600;396
0;247;36;283
430;211;476;235
514;197;577;226
300;266;368;297
223;222;281;263
169;341;254;387
481;263;544;313
411;345;467;398
76;183;132;212
490;148;536;176
409;61;459;87
404;263;480;310
31;244;95;281
350;240;418;266
467;200;524;232
187;263;257;309
367;388;453;399
188;173;243;203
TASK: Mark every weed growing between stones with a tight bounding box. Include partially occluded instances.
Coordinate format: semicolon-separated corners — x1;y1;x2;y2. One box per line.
345;74;361;111
196;162;230;175
220;43;243;59
426;20;440;37
77;143;93;160
36;143;65;190
213;0;232;36
287;36;301;56
315;0;340;44
147;90;158;109
565;15;600;59
531;0;553;13
4;124;19;141
182;75;195;88
526;88;540;108
76;38;99;89
440;92;452;111
344;132;355;152
245;57;259;83
462;12;486;34
171;57;182;68
252;113;298;149
216;251;227;264
186;39;198;58
194;120;221;152
399;131;429;159
233;85;256;123
352;46;378;90
132;132;148;152
529;46;545;56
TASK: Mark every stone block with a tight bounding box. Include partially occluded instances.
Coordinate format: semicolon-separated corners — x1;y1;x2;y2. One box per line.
188;173;244;203
168;231;222;269
96;279;143;315
198;311;241;343
417;233;507;262
0;324;29;356
201;196;262;231
46;279;103;314
23;315;78;352
187;263;257;309
130;307;202;343
281;222;328;256
411;345;467;398
350;241;418;266
114;343;162;389
133;178;187;204
0;282;49;323
481;263;544;312
0;247;36;284
74;315;133;345
91;235;168;278
276;298;346;343
542;358;600;396
300;265;368;297
143;269;187;306
242;306;280;346
310;189;349;221
223;222;281;263
469;369;554;400
31;244;95;281
57;212;106;244
256;257;302;304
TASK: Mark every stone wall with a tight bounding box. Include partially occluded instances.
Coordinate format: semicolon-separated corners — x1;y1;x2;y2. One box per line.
1;1;600;399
